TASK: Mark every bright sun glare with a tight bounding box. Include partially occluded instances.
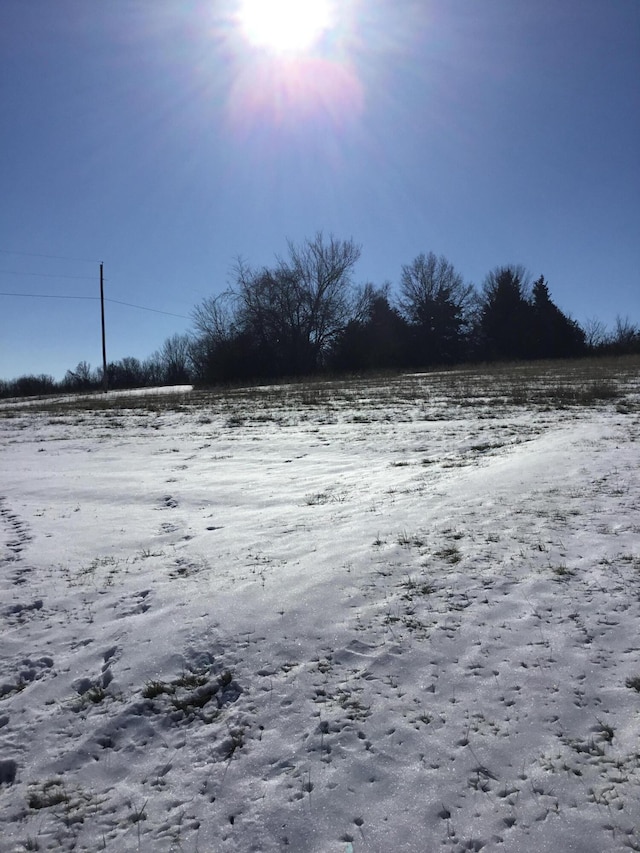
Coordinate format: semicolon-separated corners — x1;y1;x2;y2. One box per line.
237;0;333;54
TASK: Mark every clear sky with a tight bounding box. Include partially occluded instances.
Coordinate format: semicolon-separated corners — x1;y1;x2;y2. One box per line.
1;0;639;381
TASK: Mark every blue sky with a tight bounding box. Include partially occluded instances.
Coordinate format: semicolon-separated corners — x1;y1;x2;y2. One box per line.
1;0;639;381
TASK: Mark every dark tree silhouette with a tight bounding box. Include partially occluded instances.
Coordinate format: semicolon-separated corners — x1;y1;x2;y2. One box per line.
235;266;317;375
530;276;585;358
102;357;146;390
63;361;97;391
191;233;361;381
8;374;57;397
191;292;252;383
154;333;193;384
479;265;534;360
478;268;587;360
602;316;640;355
399;252;474;365
332;284;409;370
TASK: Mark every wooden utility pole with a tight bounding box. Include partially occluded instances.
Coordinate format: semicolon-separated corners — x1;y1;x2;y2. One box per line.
100;262;108;392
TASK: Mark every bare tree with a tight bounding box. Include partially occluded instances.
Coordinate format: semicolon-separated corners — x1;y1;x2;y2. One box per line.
399;253;471;320
105;357;145;389
231;263;309;373
192;291;237;344
63;360;96;390
284;232;361;364
399;252;474;363
192;233;362;379
156;333;192;384
582;317;608;350
612;315;639;350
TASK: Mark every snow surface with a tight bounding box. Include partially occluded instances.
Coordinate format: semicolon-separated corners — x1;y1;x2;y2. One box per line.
1;367;639;852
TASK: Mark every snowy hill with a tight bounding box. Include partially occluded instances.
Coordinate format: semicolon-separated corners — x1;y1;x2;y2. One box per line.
1;362;639;852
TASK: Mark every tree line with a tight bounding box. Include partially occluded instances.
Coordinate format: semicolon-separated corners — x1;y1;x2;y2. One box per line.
2;233;639;397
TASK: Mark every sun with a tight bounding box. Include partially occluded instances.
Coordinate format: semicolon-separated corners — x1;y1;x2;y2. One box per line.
237;0;334;54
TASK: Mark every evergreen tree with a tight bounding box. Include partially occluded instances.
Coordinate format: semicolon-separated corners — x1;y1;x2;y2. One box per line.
531;276;585;358
332;286;409;370
399;252;474;365
479;265;534;360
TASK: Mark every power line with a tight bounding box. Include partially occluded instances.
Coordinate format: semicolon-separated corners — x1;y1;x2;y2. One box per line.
0;269;97;281
105;298;190;319
0;291;191;319
0;292;97;300
0;248;98;263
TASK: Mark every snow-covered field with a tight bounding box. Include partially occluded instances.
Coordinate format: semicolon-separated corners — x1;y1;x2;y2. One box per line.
1;361;639;853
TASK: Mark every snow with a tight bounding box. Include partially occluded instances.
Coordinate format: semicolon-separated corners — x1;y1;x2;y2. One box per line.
1;366;639;852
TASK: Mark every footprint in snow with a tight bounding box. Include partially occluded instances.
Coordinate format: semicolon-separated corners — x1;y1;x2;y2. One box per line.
4;599;44;623
0;498;32;562
115;590;152;618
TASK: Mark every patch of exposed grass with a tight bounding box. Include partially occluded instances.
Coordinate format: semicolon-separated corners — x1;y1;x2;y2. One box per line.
397;531;427;548
141;666;239;723
551;563;575;580
142;679;174;699
305;491;332;506
27;779;69;810
402;576;435;597
435;545;462;564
